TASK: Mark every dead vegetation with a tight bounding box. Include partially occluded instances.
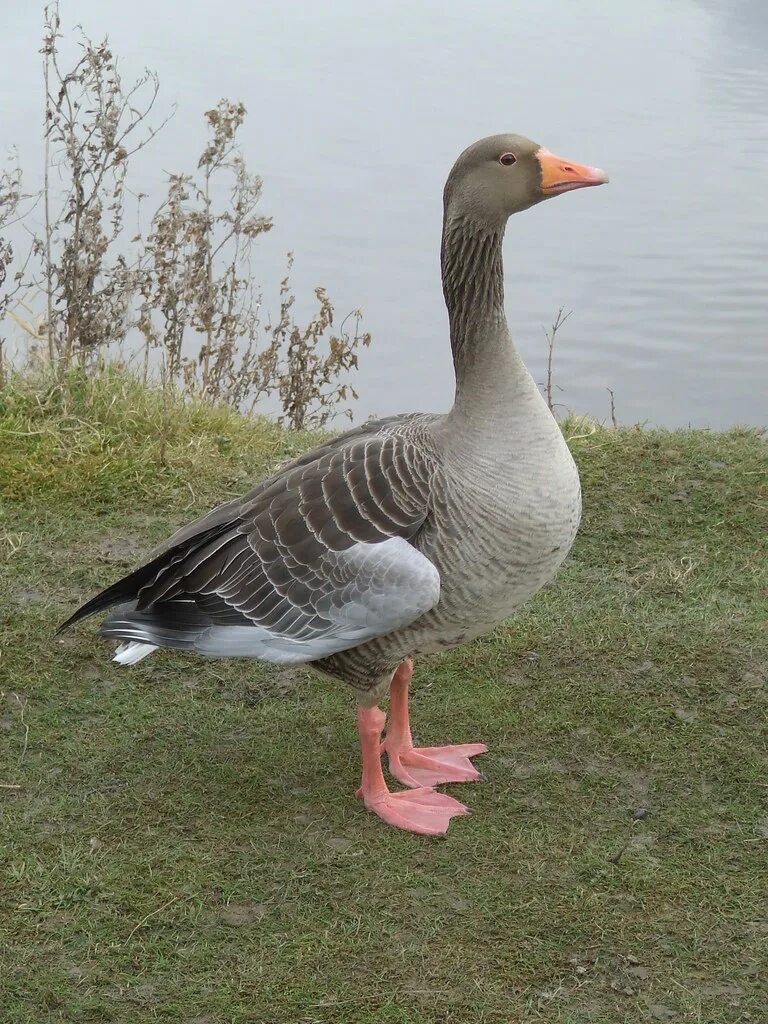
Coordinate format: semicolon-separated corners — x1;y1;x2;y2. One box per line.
0;159;25;387
543;305;573;415
0;3;370;429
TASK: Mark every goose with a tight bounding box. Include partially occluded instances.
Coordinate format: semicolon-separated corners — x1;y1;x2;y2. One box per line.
60;134;608;836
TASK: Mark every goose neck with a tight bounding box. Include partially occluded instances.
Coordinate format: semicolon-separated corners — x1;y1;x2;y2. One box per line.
441;212;532;419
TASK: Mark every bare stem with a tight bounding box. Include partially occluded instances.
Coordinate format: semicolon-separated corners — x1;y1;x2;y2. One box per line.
607;387;617;428
42;4;56;365
543;306;573;414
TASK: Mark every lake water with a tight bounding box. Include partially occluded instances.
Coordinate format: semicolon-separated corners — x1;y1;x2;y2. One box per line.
2;0;767;429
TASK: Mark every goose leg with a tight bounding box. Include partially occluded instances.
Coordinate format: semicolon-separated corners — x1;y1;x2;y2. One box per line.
355;705;469;835
384;659;488;788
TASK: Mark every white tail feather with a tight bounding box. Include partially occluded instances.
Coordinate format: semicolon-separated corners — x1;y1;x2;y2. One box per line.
113;641;158;665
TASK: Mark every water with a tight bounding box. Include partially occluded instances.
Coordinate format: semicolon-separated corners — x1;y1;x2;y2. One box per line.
2;0;766;428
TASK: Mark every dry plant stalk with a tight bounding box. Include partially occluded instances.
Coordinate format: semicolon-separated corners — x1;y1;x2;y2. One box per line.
138;100;371;427
543;306;573;414
136;100;273;402
36;2;172;369
0;3;371;430
607;387;618;427
0;160;24;387
263;258;371;431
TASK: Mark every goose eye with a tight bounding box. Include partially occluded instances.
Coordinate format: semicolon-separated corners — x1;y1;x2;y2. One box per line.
499;153;517;166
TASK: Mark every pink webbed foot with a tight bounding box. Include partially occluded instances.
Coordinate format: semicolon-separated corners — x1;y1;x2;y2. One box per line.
356;704;469;836
386;741;489;788
384;659;487;788
360;785;469;836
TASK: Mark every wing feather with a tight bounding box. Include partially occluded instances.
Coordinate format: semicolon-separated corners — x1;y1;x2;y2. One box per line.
70;423;445;664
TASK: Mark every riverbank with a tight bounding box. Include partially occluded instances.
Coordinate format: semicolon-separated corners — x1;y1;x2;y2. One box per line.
1;371;766;1023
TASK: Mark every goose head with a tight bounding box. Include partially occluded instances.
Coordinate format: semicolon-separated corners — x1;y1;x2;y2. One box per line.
444;133;608;225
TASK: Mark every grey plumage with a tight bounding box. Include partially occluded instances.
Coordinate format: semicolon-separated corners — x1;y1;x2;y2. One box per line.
60;419;446;674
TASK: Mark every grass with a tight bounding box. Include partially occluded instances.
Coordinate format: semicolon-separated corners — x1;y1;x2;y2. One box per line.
1;369;766;1023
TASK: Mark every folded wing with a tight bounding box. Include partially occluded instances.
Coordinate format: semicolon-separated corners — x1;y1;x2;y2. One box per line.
60;428;442;664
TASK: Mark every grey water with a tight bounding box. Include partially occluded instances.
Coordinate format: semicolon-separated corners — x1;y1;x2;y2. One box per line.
2;0;767;429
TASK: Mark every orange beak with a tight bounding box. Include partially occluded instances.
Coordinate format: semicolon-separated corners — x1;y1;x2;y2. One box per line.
536;147;609;196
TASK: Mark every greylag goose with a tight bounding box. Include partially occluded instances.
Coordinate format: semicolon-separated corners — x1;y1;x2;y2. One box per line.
60;134;608;835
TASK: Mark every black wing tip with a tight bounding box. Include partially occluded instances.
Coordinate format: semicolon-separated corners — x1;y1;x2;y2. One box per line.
54;521;236;640
56;574;150;637
55;617;75;637
55;594;107;635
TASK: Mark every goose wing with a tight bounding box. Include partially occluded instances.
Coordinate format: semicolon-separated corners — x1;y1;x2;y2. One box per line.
60;425;442;664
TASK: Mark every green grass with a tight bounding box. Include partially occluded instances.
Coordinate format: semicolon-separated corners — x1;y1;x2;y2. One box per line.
1;370;766;1023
